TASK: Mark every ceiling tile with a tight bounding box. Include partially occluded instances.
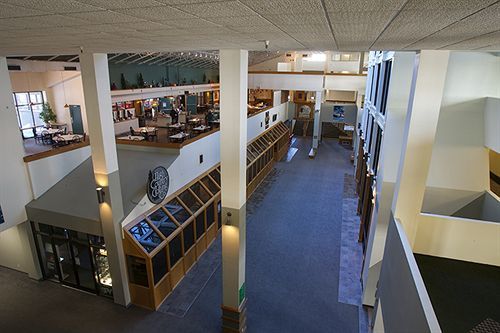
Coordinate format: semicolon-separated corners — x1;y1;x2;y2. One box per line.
116;5;196;22
324;0;406;12
77;0;165;9
373;9;482;49
0;14;89;29
265;13;328;26
239;0;324;14
1;0;103;14
204;15;272;27
172;1;256;17
0;3;50;18
67;10;146;23
404;0;497;10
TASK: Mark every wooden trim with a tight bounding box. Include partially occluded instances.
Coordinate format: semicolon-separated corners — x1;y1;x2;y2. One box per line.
23;140;90;163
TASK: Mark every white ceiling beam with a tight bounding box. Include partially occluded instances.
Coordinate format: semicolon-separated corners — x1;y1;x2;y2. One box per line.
68;55;79;62
115;54;141;64
128;53;154;64
139;53;167;65
108;53;123;61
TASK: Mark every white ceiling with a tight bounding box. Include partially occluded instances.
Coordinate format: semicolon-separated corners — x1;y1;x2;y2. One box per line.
0;0;499;55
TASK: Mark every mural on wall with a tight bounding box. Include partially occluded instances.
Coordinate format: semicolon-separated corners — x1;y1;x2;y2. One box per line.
147;166;169;204
0;205;4;224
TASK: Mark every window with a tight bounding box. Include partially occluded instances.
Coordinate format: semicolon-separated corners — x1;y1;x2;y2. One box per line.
13;91;47;138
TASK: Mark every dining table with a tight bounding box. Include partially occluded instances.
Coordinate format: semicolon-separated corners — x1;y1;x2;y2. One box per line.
169;132;190;143
58;134;83;142
117;135;145;141
193;125;211;132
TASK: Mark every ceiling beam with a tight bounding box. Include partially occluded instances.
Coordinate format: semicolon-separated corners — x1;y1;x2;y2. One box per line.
68;55;79;62
115;54;141;64
139;53;167;65
47;55;59;61
128;53;155;64
149;54;175;65
108;53;123;61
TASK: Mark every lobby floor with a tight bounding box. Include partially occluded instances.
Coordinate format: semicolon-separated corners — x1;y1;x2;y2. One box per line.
0;137;365;333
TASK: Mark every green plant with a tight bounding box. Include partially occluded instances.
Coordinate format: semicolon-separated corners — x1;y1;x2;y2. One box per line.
120;73;127;89
39;103;57;124
137;73;145;88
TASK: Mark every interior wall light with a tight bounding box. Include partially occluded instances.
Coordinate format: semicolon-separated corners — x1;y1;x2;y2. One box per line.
96;187;105;204
225;212;232;226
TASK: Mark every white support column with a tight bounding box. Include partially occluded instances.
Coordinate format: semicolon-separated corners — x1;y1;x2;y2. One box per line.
310;90;323;156
220;49;248;333
392;50;450;246
79;51;130;306
0;57;41;279
362;52;417;306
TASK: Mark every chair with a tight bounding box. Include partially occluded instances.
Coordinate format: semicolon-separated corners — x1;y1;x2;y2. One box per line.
52;136;64;148
34;131;43;144
41;130;52;145
82;133;87;142
73;135;82;143
130;126;135;136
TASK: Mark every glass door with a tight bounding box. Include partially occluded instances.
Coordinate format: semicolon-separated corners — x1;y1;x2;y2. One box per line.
53;237;78;287
72;242;98;292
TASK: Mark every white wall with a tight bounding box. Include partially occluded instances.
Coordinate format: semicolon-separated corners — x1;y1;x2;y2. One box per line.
327;60;359;74
414;213;500;266
247;102;288;142
121;131;221;226
9;72;46;92
426;52;500;192
0;58;34;233
0;222;40;278
45;72;88;133
248;54;291;71
27;146;92;199
249;73;324;91
484;97;500;153
324;75;367;106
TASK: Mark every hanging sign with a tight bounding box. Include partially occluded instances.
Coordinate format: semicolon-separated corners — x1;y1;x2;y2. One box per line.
147;166;169;204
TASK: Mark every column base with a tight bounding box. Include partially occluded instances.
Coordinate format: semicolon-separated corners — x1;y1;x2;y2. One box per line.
221;299;247;333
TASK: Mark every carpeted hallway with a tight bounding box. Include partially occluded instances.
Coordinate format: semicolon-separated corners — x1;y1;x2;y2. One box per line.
0;137;364;333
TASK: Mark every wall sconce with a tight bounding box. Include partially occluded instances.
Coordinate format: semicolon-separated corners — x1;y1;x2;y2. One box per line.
96;187;105;204
225;212;232;226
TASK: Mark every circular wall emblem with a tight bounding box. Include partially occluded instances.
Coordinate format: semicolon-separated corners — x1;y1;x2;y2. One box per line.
147;166;169;204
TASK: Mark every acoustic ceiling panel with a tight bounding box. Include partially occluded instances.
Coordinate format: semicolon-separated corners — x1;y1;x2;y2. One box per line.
173;1;256;18
372;9;478;49
1;0;102;14
240;0;324;14
0;0;498;53
324;0;407;12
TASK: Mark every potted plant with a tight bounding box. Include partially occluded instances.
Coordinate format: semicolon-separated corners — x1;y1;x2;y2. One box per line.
39;103;57;126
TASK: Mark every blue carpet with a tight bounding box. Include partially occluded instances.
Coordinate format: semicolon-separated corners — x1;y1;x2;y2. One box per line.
0;137;363;333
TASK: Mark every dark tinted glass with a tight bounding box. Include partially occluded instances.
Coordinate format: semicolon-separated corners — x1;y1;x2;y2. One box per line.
165;199;191;224
209;169;220;185
149;208;178;238
129;220;162;253
183;221;195;251
190;182;210;203
127;255;148;287
201;175;219;194
206;203;215;227
152;249;168;285
195;213;205;238
179;190;202;213
168;234;182;267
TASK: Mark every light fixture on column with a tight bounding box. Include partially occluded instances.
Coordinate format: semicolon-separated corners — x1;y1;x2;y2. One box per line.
225;212;232;226
96;187;105;204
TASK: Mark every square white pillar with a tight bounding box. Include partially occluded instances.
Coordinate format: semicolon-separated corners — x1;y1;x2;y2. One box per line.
220;49;248;332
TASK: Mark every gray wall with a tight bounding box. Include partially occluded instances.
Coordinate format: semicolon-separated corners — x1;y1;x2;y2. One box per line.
377;217;441;333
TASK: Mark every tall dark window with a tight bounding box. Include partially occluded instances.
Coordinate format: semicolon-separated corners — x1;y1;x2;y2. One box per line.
13;91;47;138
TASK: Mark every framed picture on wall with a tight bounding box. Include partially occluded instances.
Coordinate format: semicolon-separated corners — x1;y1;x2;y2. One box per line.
0;206;4;225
